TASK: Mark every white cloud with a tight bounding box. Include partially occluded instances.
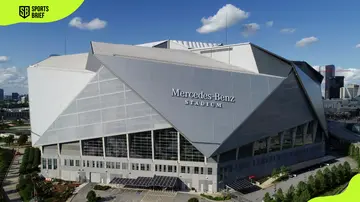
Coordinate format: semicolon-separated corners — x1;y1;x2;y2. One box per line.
266;21;274;27
280;28;296;34
196;4;249;34
355;44;360;48
241;23;260;37
0;56;9;62
295;36;318;47
0;66;28;94
69;17;107;30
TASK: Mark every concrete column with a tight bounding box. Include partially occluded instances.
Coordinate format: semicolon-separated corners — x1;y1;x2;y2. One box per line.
235;147;239;160
312;121;318;142
280;132;284;151
177;132;180;163
303;122;309;143
292;127;297;148
102;137;106;158
126;134;130;160
267;137;271;153
57;144;61;156
79;140;82;157
204;156;207;165
252;142;255;156
151;130;155;161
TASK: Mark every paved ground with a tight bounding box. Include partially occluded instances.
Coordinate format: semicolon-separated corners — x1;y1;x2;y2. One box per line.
2;148;25;202
244;156;357;202
71;184;210;202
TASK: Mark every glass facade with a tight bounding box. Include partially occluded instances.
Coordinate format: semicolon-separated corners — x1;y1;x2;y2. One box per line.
237;143;253;159
82;138;104;156
282;129;293;150
254;138;267;155
105;135;127;158
269;133;281;152
129;131;152;159
154;128;178;160
294;125;304;147
180;135;204;162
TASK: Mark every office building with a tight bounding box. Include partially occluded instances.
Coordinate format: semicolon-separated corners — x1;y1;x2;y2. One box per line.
0;89;4;101
324;65;335;99
340;84;360;99
329;76;344;99
28;41;327;192
12;92;19;101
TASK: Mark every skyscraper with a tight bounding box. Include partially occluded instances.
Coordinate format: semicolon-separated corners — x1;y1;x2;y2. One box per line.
12;92;19;101
325;65;335;99
0;89;4;101
329;76;344;99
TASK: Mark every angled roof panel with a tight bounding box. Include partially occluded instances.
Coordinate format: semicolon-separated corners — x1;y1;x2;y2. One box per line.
32;53;90;71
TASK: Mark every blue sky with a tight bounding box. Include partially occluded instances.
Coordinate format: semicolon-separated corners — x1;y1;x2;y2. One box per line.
1;0;360;93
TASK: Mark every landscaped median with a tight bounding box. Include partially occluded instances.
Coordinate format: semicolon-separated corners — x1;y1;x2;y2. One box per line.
200;193;231;201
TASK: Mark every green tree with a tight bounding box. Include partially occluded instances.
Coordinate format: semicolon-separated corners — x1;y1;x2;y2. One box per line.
263;192;274;202
17;134;28;145
307;175;316;197
355;147;359;159
4;135;14;145
86;190;97;202
272;168;279;177
331;165;340;186
188;198;199;202
280;166;289;175
337;164;345;184
315;170;325;194
349;144;354;157
274;188;285;202
343;161;352;180
296;181;308;197
285;185;295;202
323;167;333;190
298;189;311;202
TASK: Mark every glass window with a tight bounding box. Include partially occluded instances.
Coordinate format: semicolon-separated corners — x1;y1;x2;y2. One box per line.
219;149;236;163
87;160;90;167
168;165;172;172
163;165;167;172
154;128;178;160
181;166;185;173
180;135;204;162
106;162;111;169
116;162;121;169
187;167;190;174
83;160;86;167
111;162;115;169
315;125;323;143
70;160;74;167
136;164;139;170
208;168;212;175
200;167;204;174
132;163;136;170
295;125;304;147
42;158;46;169
53;159;57;169
282;129;293;150
159;165;162;172
48;159;52;169
237;143;253;159
92;161;95;168
146;164;150;171
122;163;128;170
96;161;100;168
304;122;313;145
194;167;199;174
129;131;152;159
254;138;267;155
82;138;104;156
269;133;281;152
174;166;177;173
155;164;158;172
75;160;80;167
100;161;104;168
141;164;145;171
105;135;127;158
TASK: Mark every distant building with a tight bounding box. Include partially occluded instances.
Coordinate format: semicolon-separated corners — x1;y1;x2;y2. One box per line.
325;65;335;99
340;84;360;99
323;99;360;113
328;76;344;99
12;93;19;101
20;95;28;104
0;89;3;101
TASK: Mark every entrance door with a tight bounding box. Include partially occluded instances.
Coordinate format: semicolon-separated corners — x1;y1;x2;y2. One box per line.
200;184;204;192
208;184;213;193
90;173;101;183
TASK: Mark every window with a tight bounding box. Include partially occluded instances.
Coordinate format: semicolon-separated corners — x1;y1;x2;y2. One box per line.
100;161;104;168
155;164;158;172
141;164;145;171
295;125;304;147
42;158;46;169
92;161;95;168
70;160;74;166
111;162;115;169
154;128;178;160
146;164;150;171
194;167;199;174
181;166;185;173
48;159;52;169
159;165;162;172
282;129;293;150
105;135;127;158
200;167;204;174
187;167;190;174
83;160;86;167
87;160;90;167
168;165;173;172
116;162;121;169
208;168;212;175
96;161;100;168
269;133;281;152
129;131;152;159
107;162;111;169
82;138;104;156
132;163;137;170
122;163;128;170
180;135;204;162
254;138;268;155
304;122;313;145
53;159;57;169
64;159;68;166
75;160;80;167
174;166;177;173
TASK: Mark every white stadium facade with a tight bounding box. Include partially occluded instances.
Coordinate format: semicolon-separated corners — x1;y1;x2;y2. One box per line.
28;40;327;193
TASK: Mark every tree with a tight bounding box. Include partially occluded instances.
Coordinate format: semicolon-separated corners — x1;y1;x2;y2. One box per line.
307;175;316;197
343;161;352;180
86;190;97;202
349;144;354;157
355;147;360;159
323;167;333;190
4;135;14;145
337;164;345;184
188;198;199;202
296;181;308;197
285;185;295;202
272;168;279;178
331;165;340;186
280;166;290;176
274;188;285;202
263;192;274;202
315;170;325;194
17;134;28;145
298;189;311;202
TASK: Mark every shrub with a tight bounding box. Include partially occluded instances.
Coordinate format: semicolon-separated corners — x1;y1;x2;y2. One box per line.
93;185;111;190
188;198;199;202
86;190;97;202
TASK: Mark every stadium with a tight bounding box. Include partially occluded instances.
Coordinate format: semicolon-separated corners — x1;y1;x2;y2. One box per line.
28;40;327;193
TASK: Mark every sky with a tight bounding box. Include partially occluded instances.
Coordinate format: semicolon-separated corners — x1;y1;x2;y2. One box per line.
1;0;360;94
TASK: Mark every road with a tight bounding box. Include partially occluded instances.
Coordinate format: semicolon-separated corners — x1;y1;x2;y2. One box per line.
244;156;357;202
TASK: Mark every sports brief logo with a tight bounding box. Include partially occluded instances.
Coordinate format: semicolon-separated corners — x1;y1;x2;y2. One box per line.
19;6;50;19
19;6;30;19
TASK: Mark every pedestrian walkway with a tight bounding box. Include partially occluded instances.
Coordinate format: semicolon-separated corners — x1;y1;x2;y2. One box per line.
2;149;24;202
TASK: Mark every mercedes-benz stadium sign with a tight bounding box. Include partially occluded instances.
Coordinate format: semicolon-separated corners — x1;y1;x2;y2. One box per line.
171;88;235;108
